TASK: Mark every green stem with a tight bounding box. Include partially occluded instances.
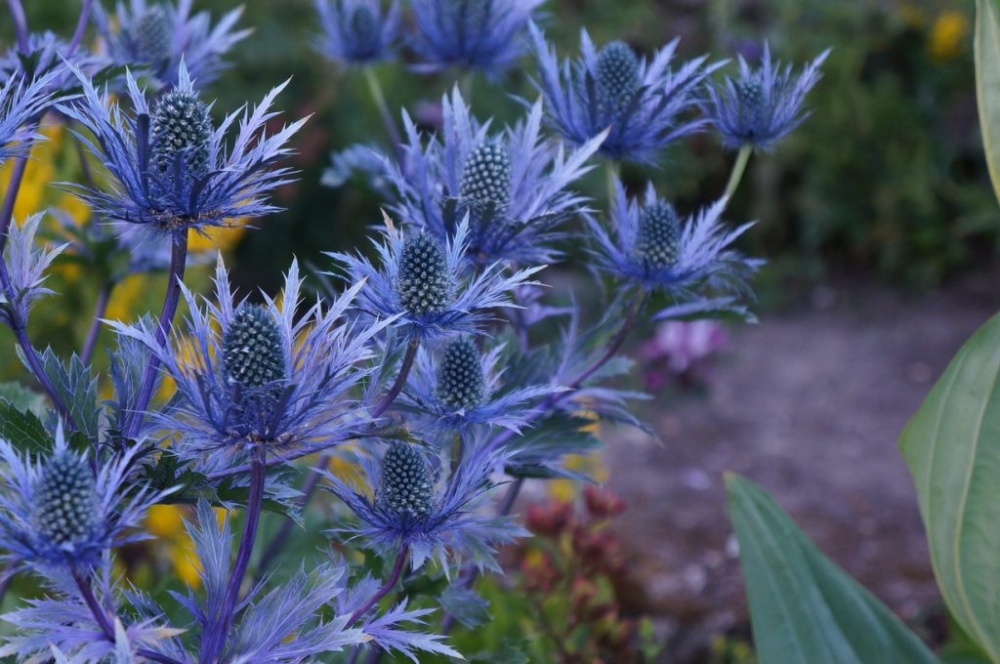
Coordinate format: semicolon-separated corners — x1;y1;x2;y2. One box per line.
723;145;753;203
363;66;402;151
605;160;620;205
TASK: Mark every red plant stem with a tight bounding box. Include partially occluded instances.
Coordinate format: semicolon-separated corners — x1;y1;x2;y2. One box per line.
348;545;409;625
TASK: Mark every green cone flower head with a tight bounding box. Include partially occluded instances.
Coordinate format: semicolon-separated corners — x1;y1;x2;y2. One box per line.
134;5;172;67
633;199;680;269
151;88;213;179
596;40;640;116
222;303;287;391
459;140;512;212
396;233;454;316
31;451;97;549
378;444;433;518
436;337;485;410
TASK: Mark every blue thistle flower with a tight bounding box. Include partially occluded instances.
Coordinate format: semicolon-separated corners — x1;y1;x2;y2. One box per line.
0;429;171;572
315;0;401;67
0;70;60;165
410;0;543;76
386;89;604;264
330;215;544;341
108;258;387;475
324;444;525;571
529;23;719;164
59;63;306;237
702;43;830;151
94;0;251;87
0;213;68;330
401;336;561;432
586;180;762;313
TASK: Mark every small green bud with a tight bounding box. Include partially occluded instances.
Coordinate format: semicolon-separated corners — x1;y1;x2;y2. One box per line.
379;444;433;518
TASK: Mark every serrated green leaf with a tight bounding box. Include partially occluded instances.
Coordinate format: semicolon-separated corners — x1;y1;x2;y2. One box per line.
726;474;940;664
0;382;46;415
440;586;490;629
0;400;50;455
899;309;1000;662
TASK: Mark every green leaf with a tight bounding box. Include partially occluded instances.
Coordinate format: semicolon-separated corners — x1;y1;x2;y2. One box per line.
0;399;50;455
976;0;1000;207
726;474;940;664
899;310;1000;662
0;382;46;415
439;586;490;629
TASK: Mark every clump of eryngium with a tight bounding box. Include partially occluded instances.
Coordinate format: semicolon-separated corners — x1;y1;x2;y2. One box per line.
0;0;828;660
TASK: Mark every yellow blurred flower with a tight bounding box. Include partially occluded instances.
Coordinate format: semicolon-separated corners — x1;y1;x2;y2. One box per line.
147;504;188;538
929;10;969;61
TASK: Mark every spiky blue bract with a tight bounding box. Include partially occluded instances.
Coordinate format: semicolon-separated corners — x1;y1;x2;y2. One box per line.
402;336;561;433
529;23;719;164
0;428;171;572
59;63;306;237
94;0;250;87
324;444;525;572
329;215;544;342
703;43;829;151
386;88;603;264
587;180;762;316
409;0;543;76
0;556;183;662
0;214;68;330
0;31;105;92
315;0;401;66
108;258;387;475
0;69;59;164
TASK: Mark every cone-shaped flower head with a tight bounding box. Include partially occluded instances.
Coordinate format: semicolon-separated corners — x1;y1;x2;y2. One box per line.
410;0;543;76
60;63;306;236
31;451;98;550
222;304;288;390
633;200;680;270
315;0;401;66
396;233;454;316
436;337;485;410
703;43;829;151
134;4;172;67
378;444;434;519
385;89;604;265
529;24;719;164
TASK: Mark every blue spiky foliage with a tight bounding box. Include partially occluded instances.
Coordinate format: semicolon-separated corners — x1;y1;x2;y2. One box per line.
329;216;543;342
702;43;830;151
529;23;719;164
0;32;103;103
94;0;250;87
401;335;561;433
107;258;387;475
0;69;60;165
315;0;401;67
385;89;603;265
0;213;67;330
0;428;171;573
587;180;762;319
59;63;306;237
324;443;524;572
409;0;543;76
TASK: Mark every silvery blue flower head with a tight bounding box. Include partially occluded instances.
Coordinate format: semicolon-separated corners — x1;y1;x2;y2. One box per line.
402;335;561;433
0;70;59;164
387;88;604;265
59;62;306;237
587;179;761;311
315;0;401;67
0;429;171;572
108;258;386;474
94;0;250;87
529;23;720;164
0;32;103;97
324;443;524;571
0;214;68;330
410;0;543;76
330;214;543;342
703;43;829;151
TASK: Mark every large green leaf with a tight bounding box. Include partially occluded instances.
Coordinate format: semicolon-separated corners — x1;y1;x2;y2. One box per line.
726;474;940;664
900;311;1000;662
976;0;1000;207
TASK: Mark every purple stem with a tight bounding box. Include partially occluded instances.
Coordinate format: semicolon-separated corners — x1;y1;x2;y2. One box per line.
371;337;419;418
80;281;114;365
65;0;95;59
201;447;267;664
124;230;188;438
6;0;29;53
349;545;409;625
0;156;30;252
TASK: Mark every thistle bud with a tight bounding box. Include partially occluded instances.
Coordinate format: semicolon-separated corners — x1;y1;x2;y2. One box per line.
349;5;381;60
436;337;485;410
222;304;287;390
134;5;172;67
151;89;213;179
633;200;680;269
736;77;765;127
596;41;640;116
32;452;97;548
396;233;453;316
459;140;512;212
378;444;433;518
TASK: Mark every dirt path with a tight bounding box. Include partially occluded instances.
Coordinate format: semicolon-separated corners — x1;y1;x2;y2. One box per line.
602;274;1000;659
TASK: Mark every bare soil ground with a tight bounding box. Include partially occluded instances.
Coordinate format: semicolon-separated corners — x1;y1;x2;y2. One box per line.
600;273;1000;660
